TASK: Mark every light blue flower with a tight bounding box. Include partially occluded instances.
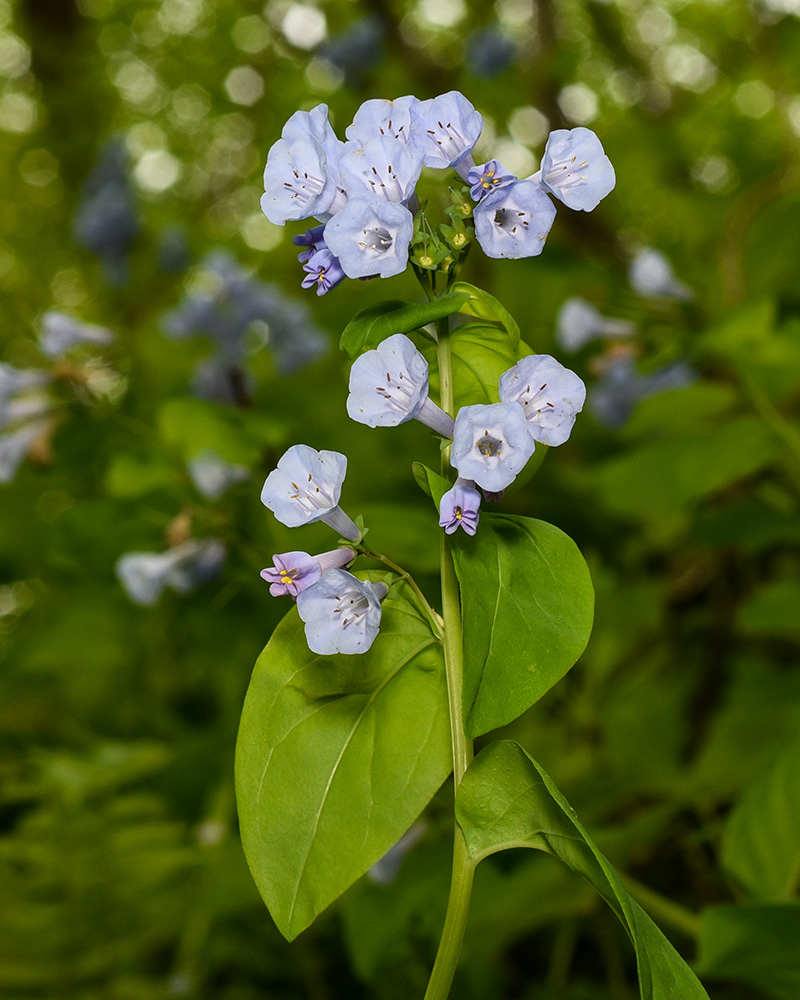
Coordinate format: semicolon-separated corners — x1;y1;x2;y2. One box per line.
187;449;249;500
115;539;226;606
589;357;696;429
302;248;347;296
323;193;413;279
260;546;356;598
282;104;338;146
451;402;535;492
499;354;586;447
408;91;483;170
345;95;420;145
340;135;424;204
439;478;481;535
535;128;615;212
39;311;114;359
473;179;557;259
0;421;47;484
628;248;693;301
556;298;636;352
466;159;515;202
0;363;49;402
346;333;454;435
296;568;388;655
260;444;360;540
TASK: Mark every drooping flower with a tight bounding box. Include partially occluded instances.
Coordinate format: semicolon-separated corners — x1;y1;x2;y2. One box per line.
339;135;424;204
439;478;481;535
556;298;636;353
347;334;454;435
296;568;388;655
466;159;516;202
499;354;586;446
260;546;356;598
323;193;414;279
408;91;483;171
345;95;420;145
628;248;693;301
451;402;535;492
293;224;327;262
260;444;360;540
187;449;250;500
473;180;557;259
39;311;114;359
115;538;226;606
534;128;615;212
301;248;347;296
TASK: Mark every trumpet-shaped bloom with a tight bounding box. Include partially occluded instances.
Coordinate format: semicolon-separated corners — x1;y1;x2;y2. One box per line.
347;334;454;435
451;402;535;491
260;546;356;598
499;355;586;446
301;248;347;295
439;478;481;535
466;159;515;202
297;568;388;655
187;449;249;500
408;91;483;170
556;298;636;352
345;96;420;145
628;248;693;301
340;135;424;204
473;180;557;259
260;444;360;539
115;539;226;606
536;128;615;212
323;193;413;279
39;312;114;358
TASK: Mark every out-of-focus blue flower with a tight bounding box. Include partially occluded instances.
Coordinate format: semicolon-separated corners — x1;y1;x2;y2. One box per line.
473;180;557;259
451;401;535;492
589;356;696;428
260;546;356;598
345;95;419;146
318;16;386;88
556;298;636;353
346;333;454;435
499;354;586;446
301;247;347;296
0;421;47;484
340;135;424;204
73;139;139;286
323;193;413;279
39;311;114;359
465;27;517;78
408;91;483;171
115;538;226;606
158;226;191;273
535;128;615;212
439;478;481;535
187;449;249;500
261;444;360;540
0;363;49;402
296;568;388;655
629;248;693;300
467;159;515;202
0;363;52;483
368;821;427;885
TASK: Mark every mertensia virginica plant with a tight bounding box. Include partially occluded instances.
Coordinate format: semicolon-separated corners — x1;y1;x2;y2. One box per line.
235;92;711;1000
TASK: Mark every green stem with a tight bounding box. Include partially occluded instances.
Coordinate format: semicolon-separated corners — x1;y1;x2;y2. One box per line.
361;547;444;637
621;874;701;940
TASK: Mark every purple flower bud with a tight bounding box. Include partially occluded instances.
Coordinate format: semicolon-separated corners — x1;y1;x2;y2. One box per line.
301;248;347;296
535;127;615;212
408;91;483;170
499;354;586;446
260;546;356;598
296;568;389;655
345;96;420;145
323;193;413;279
292;224;327;263
439;478;481;535
466;159;515;202
473;179;557;259
451;402;535;492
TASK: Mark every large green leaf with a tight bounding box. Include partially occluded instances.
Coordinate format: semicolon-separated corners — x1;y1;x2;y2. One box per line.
696;903;800;1000
235;574;451;941
450;280;521;344
450;513;594;738
339;292;469;361
456;741;710;1000
721;740;800;900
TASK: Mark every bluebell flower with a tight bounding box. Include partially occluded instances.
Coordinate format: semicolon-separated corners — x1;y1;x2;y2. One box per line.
261;444;360;540
499;355;586;446
301;247;347;296
408;91;483;172
0;422;47;484
629;248;693;301
260;546;356;598
296;568;388;655
323;193;414;279
589;356;696;428
473;180;557;259
346;333;454;435
345;95;420;146
115;539;226;606
340;134;424;204
465;27;518;78
466;159;515;202
556;298;636;353
534;128;615;212
39;311;114;359
451;402;535;492
439;478;481;535
187;449;250;500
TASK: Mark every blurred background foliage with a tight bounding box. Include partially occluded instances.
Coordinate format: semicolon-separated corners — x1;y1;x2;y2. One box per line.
1;0;800;997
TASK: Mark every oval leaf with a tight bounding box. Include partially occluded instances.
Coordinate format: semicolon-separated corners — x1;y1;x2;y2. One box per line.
339;292;469;361
456;741;711;1000
451;513;594;738
235;576;451;941
450;280;521;344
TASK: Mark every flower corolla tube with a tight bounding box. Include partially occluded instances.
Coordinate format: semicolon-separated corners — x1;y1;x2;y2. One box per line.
296;568;389;655
499;355;586;447
451;402;535;492
473;180;557;259
260;547;356;598
536;128;616;212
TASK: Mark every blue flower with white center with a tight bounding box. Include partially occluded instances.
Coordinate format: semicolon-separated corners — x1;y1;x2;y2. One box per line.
187;449;249;500
451;402;535;492
260;546;356;598
293;224;327;262
346;334;455;435
535;128;615;212
473;179;557;259
499;354;586;447
340;135;424;204
439;478;481;535
466;159;515;202
323;193;414;279
345;96;420;145
296;568;388;655
39;311;114;359
556;298;636;353
261;444;360;540
628;248;693;301
302;248;347;296
408;91;483;171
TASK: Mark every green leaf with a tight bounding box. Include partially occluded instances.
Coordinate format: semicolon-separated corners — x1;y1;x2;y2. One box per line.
234;574;451;941
157;398;282;465
721;740;800;900
450;513;594;738
450;281;521;344
339;293;469;361
456;741;710;1000
697;903;800;1000
737;579;800;641
412;462;451;505
104;454;178;498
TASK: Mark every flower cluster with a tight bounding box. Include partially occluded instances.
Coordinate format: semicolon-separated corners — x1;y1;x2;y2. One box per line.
261;93;615;294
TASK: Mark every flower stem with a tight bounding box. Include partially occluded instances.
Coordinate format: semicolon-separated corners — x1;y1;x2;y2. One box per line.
361;547;444;638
